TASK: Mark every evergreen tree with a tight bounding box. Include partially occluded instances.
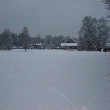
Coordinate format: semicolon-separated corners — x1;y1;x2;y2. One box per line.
0;29;12;50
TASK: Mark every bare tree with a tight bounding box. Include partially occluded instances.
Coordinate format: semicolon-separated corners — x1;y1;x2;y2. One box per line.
102;0;110;18
21;27;30;51
78;16;110;51
78;16;97;51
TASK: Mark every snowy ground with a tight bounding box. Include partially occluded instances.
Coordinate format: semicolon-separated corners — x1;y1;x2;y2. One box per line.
0;49;110;110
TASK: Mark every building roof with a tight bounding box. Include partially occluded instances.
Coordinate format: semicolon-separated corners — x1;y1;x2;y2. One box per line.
61;43;77;46
106;43;110;47
35;43;42;45
30;43;42;46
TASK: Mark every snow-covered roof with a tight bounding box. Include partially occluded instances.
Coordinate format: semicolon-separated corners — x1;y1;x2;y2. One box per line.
61;43;77;46
106;43;110;47
32;43;42;46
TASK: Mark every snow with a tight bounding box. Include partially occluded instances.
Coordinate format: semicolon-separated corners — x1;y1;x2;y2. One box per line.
0;49;110;110
61;43;77;46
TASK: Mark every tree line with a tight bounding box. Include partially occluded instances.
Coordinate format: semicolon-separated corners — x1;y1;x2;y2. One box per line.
0;16;109;51
0;27;77;51
0;27;30;51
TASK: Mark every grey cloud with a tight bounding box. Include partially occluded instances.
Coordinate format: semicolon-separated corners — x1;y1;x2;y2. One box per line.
0;0;106;38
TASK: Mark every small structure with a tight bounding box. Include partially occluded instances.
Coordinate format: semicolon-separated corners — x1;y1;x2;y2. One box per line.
30;43;43;49
61;43;77;50
106;43;110;48
103;43;110;52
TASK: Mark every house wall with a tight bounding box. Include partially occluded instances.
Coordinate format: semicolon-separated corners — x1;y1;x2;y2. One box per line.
61;46;77;50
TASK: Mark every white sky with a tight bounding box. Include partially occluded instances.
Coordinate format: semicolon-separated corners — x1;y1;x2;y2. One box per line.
0;0;107;38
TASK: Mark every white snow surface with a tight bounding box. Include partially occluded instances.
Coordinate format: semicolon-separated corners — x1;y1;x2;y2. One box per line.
0;49;110;110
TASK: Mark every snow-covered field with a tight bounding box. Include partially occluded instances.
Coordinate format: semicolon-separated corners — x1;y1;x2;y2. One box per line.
0;49;110;110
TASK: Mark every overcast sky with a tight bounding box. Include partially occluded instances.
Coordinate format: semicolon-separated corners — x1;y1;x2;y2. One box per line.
0;0;107;38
